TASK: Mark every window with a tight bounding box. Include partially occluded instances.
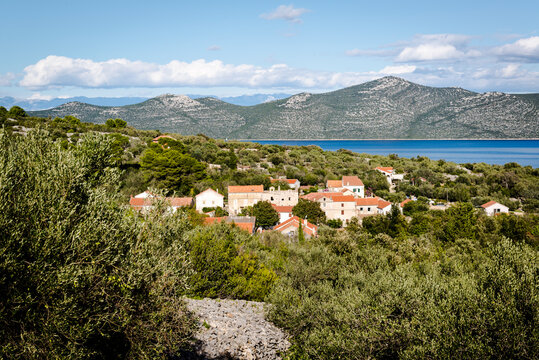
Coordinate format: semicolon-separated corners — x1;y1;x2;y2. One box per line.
341;210;344;215
271;196;274;201
360;207;363;211
341;203;344;207
367;207;371;211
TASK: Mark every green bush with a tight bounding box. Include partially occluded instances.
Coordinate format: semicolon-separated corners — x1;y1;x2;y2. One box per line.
0;130;195;359
186;223;277;301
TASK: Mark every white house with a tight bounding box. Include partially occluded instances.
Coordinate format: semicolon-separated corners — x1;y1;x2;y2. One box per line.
377;199;392;215
195;188;224;213
481;201;509;216
376;167;404;184
272;205;294;223
326;176;364;197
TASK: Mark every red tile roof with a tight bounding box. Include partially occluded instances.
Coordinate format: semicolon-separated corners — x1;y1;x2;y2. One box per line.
331;195;356;202
301;192;344;201
376;167;393;173
169;197;193;207
400;199;412;207
228;185;264;193
271;178;299;184
342;176;364;186
203;216;256;234
377;200;392;209
355;197;380;206
129;196;192;208
271;204;294;213
326;180;342;188
273;216;317;237
481;200;498;208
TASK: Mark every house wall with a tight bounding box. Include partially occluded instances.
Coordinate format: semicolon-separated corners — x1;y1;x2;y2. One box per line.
485;204;509;216
228;192;263;215
321;200;357;223
278;211;292;223
196;192;224;212
343;185;364;198
262;189;299;207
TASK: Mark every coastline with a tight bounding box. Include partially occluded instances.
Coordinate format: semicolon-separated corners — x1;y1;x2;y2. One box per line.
237;138;539;141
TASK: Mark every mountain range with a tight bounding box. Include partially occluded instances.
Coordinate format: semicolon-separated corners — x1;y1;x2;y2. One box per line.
29;77;539;139
0;93;291;111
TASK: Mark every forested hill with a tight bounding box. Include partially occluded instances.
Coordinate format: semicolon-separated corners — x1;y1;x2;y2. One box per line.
30;76;539;139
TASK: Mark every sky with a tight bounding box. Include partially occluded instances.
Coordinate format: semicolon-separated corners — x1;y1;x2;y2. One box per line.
1;0;538;100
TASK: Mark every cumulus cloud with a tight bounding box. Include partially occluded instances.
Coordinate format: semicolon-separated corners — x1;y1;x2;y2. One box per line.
260;5;310;24
395;34;480;62
19;55;376;90
493;36;539;62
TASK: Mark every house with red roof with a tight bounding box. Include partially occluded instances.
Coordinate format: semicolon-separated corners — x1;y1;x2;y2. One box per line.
129;193;193;213
203;216;256;234
273;216;318;238
227;185;264;215
355;197;381;218
272;204;294;223
481;201;509;216
376;166;404;184
377;199;392;215
326;176;364;197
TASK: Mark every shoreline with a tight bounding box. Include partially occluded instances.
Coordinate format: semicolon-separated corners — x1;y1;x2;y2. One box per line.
236;138;539;141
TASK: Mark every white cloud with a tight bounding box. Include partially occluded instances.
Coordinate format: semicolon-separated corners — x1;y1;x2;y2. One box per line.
19;55;377;90
28;92;53;100
207;45;221;51
396;44;465;62
378;65;416;75
260;5;310;24
0;72;16;86
493;36;539;62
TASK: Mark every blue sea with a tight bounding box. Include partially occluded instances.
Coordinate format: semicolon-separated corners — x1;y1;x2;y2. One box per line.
252;140;539;168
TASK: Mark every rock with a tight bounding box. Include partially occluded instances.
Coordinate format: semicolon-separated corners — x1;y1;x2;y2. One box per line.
184;298;290;360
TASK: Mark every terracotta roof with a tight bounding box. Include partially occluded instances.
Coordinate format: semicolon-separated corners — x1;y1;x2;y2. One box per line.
271;178;299;184
326;180;342;188
301;192;344;201
228;185;264;193
196;188;223;198
481;201;499;208
129;196;192;208
169;197;193;207
331;195;356;202
203;216;256;234
400;199;412;207
152;135;175;142
271;204;294;213
342;176;364;186
274;216;317;236
376;167;393;173
377;200;392;209
355;197;380;206
130;197;151;207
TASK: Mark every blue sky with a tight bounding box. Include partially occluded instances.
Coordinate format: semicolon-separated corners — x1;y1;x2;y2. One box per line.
1;0;538;99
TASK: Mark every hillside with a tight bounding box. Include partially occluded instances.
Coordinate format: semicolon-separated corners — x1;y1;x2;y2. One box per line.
30;77;539;139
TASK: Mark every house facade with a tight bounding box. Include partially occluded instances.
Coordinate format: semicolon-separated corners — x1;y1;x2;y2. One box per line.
271;178;301;190
261;187;299;207
481;201;509;216
272;204;294;223
227;185;264;215
195;188;224;213
325;176;364;197
129;194;193;213
376;167;404;184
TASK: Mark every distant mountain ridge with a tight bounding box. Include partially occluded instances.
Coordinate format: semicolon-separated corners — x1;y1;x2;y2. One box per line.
0;93;291;110
29;77;539;139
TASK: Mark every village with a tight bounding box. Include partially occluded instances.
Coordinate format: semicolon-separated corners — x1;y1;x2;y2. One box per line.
129;165;509;237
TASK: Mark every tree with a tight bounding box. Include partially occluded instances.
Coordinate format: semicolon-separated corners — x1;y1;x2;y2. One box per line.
105;118;127;128
292;198;326;225
0;106;7;119
140;142;206;194
7;106;26;118
326;219;343;228
252;201;279;229
440;202;478;242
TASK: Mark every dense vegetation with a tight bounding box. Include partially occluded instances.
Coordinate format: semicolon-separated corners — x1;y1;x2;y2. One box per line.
1;111;538;359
